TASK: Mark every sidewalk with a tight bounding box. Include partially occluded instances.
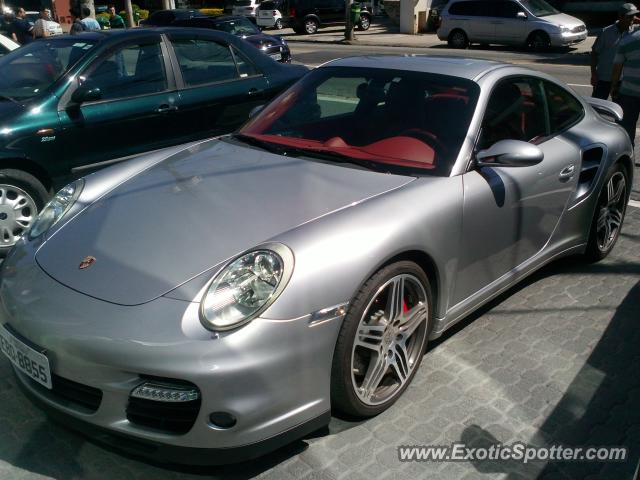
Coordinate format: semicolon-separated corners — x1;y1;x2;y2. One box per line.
279;16;595;57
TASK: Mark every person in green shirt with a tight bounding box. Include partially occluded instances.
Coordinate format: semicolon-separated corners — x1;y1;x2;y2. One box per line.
108;5;126;28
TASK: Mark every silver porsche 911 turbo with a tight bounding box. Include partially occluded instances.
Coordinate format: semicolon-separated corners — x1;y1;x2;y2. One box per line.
0;56;633;464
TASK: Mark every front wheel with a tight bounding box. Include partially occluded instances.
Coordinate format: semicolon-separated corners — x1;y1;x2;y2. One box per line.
331;261;432;417
0;169;49;253
447;29;468;49
275;18;283;29
527;31;551;51
357;14;371;30
584;163;629;262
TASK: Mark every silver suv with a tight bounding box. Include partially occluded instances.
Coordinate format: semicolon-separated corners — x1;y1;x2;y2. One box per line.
437;0;587;50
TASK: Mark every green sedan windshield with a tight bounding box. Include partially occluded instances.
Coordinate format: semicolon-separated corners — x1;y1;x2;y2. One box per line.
0;38;97;100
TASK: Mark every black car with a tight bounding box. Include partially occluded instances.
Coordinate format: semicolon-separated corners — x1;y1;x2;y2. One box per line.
172;15;291;63
283;0;371;34
141;8;205;26
0;28;307;251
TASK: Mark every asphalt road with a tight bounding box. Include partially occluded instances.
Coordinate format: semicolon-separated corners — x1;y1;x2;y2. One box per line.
289;42;593;93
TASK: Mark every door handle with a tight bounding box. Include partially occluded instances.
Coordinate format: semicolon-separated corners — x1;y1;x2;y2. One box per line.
247;88;263;96
156;104;178;113
559;164;575;180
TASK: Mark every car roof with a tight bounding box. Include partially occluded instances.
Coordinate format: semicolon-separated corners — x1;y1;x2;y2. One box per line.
323;55;507;80
66;27;237;41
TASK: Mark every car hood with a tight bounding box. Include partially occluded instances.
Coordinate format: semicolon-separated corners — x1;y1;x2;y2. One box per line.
538;12;584;29
243;33;283;47
36;139;414;306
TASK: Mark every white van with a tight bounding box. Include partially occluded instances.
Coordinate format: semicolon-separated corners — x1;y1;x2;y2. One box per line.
257;0;284;29
437;0;587;50
232;0;262;21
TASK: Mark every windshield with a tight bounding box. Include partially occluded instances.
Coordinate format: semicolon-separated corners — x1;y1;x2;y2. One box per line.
239;67;480;176
518;0;559;17
0;38;97;100
215;17;260;35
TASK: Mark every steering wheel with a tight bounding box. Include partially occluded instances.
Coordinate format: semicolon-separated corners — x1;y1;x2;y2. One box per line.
399;129;449;158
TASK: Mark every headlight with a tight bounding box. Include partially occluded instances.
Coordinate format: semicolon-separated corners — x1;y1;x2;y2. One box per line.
200;244;294;331
560;26;570;33
28;179;83;239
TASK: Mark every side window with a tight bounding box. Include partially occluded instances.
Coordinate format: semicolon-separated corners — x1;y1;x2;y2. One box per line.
81;41;167;101
449;2;476;15
172;38;239;87
544;80;584;133
231;46;260;77
494;1;521;18
479;77;548;149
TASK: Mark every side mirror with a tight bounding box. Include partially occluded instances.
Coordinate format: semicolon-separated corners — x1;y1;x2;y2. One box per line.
70;86;102;105
476;139;543;167
516;11;527;19
249;104;265;118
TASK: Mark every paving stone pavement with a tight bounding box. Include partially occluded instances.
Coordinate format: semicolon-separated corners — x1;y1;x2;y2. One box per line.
0;209;639;480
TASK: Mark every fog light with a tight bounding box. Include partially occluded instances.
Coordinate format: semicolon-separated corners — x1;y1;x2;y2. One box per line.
131;382;200;402
209;411;237;429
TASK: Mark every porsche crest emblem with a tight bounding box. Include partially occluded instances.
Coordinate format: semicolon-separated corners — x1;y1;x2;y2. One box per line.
79;256;96;270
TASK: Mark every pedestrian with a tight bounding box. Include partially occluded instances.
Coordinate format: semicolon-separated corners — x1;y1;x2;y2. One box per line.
33;8;63;38
80;6;101;31
611;24;640;164
590;3;639;100
69;8;87;34
108;5;125;28
9;7;34;45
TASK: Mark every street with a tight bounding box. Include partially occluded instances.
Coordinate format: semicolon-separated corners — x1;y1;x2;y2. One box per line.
1;37;639;480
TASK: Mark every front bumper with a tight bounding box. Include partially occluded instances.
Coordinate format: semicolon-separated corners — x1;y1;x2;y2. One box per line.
551;30;587;47
0;244;342;463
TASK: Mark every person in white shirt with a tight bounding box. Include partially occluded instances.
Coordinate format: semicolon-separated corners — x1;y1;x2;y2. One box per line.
32;8;62;38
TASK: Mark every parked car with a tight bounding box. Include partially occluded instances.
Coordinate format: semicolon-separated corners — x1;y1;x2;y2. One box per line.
172;15;291;62
1;55;632;465
231;0;262;21
140;8;204;26
0;33;19;56
257;0;285;29
0;28;307;252
437;0;587;50
285;0;372;34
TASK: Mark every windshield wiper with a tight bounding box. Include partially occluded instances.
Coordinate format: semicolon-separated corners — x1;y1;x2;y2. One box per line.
285;147;391;173
233;134;390;172
0;94;19;105
232;133;291;156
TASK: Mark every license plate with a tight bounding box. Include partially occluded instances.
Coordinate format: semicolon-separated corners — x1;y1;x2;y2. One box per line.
0;325;52;389
270;53;282;61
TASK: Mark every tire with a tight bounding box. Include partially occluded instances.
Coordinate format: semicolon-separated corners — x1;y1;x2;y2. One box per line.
527;30;550;51
331;261;432;417
0;169;49;253
356;13;371;31
447;29;468;49
584;163;629;262
275;18;283;29
303;17;319;34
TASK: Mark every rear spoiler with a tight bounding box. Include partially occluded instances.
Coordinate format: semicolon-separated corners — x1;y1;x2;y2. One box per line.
585;96;623;122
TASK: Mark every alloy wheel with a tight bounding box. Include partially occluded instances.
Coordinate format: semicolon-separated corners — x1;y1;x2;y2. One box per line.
350;273;428;406
304;19;318;34
0;184;37;247
596;171;626;252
